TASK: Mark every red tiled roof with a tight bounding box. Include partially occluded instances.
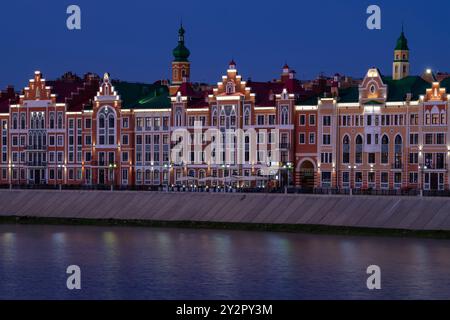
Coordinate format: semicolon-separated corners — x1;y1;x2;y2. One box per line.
0;86;17;113
66;76;100;111
46;72;100;111
247;78;306;106
176;82;210;108
177;82;196;97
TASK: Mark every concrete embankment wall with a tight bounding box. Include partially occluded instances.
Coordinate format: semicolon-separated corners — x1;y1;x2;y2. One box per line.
0;190;450;231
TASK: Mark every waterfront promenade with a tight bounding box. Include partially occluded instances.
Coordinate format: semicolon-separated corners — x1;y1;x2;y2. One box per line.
0;189;450;232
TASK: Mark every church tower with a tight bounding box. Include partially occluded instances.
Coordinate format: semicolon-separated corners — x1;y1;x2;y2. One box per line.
392;28;410;80
171;24;191;91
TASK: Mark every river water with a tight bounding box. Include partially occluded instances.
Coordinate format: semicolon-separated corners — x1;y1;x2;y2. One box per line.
0;224;449;299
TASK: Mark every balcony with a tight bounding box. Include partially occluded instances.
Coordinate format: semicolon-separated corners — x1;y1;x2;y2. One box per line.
27;161;47;167
279;143;290;149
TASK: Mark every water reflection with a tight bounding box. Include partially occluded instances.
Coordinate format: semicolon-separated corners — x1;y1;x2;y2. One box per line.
0;224;449;299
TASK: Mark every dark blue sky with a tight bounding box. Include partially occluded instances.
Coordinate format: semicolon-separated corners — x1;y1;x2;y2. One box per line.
1;0;449;89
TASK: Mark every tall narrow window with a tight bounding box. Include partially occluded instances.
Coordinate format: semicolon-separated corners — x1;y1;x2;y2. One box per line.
97;107;116;146
211;109;217;127
343;135;350;164
20;114;26;129
243;108;250;126
381;135;389;164
394;135;402;169
281;107;289;125
49;113;55;129
355;135;363;164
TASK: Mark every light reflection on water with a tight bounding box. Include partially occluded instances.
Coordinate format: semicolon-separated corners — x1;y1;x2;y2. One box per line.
0;224;449;300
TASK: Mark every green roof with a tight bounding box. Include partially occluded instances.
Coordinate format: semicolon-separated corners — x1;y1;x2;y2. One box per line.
296;95;320;105
439;77;450;91
336;76;431;103
382;76;429;101
173;25;190;62
112;81;171;109
395;31;409;51
337;87;359;103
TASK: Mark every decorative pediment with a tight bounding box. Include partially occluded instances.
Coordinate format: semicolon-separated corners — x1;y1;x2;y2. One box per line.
359;68;387;103
424;82;447;102
94;73;120;102
22;71;53;101
212;61;254;101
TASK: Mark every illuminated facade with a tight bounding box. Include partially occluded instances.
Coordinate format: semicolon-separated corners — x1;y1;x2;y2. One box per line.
0;28;449;191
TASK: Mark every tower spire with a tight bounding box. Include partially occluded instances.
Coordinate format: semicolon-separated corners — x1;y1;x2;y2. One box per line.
392;26;410;80
171;23;191;91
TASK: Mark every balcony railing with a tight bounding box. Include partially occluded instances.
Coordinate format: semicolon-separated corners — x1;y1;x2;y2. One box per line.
279;143;290;149
27;161;47;167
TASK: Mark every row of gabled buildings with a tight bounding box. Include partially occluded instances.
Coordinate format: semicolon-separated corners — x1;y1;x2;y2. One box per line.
1;26;450;191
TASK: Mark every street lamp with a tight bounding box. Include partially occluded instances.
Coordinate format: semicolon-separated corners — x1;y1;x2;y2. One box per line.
419;164;427;196
109;163;117;191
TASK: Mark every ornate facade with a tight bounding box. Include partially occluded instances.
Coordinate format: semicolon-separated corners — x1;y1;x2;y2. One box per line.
1;27;449;191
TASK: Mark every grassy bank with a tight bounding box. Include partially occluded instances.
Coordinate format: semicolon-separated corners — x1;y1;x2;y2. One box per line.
1;215;450;240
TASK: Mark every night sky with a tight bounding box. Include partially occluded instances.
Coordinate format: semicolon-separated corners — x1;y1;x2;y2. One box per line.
1;0;449;89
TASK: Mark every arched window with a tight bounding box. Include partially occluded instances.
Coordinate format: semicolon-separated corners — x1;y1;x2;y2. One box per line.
108;114;115;144
49;113;55;129
244;108;250;126
219;109;226;127
226;81;234;94
212;109;218;126
136;169;142;183
30;114;35;129
12;114;18;130
230;109;236;127
20;113;26;129
394;135;402;168
431;106;440;125
175;109;182;126
153;170;160;185
97;107;116;146
281;107;289;125
188;169;195;177
342;135;350;163
381;135;389;164
198;170;206;186
145;169;151;184
57;113;63;129
355;135;363;164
